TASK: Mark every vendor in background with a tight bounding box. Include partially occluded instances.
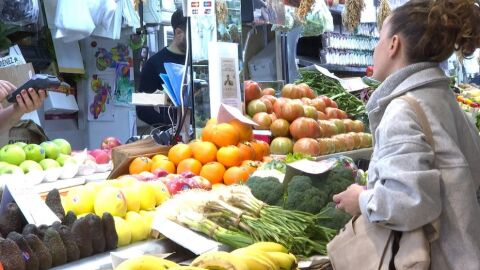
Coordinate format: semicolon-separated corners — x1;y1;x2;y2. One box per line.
0;80;45;132
136;9;187;128
332;0;480;269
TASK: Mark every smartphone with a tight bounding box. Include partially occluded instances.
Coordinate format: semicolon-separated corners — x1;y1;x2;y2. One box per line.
7;74;61;103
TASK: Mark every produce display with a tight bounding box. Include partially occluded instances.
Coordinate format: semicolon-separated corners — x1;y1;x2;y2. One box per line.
157;185;336;256
456;84;480;131
0;136;122;185
0;188;119;270
115;242;297;270
245;80;372;156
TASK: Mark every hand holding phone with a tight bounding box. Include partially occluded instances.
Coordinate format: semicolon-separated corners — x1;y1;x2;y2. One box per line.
6;74;61;103
0;80;16;102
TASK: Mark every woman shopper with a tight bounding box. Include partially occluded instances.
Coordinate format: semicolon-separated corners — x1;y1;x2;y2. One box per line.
332;0;480;269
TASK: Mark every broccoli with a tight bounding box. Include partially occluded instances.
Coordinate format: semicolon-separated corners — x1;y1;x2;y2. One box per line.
284;176;328;214
246;176;284;206
312;159;355;201
318;202;352;232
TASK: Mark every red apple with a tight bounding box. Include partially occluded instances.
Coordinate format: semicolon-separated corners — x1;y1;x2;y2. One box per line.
90;149;110;164
101;136;122;150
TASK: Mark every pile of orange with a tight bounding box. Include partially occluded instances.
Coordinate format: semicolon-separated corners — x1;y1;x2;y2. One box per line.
128;118;270;185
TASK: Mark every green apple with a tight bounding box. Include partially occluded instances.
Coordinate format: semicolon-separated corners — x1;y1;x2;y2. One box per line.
0;161;8;169
52;138;72;155
39;158;61;170
0;164;24;175
0;144;26;165
19;160;43;173
23;144;46;162
56;154;76;166
40;142;60;159
14;142;27;148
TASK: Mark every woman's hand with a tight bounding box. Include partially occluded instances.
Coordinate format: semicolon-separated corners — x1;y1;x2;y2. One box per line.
332;184;365;216
0;80;16;102
13;88;46;114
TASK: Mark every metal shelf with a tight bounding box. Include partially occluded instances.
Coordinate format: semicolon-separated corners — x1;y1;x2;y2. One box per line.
296;56;367;75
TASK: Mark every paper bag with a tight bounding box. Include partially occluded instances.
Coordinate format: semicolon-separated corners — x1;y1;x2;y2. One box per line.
108;137;170;179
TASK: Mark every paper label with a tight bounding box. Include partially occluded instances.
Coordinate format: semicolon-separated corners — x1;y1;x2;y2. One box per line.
217;103;258;126
151;215;223;255
287;159;336;175
0;45;26;68
0;183;60;226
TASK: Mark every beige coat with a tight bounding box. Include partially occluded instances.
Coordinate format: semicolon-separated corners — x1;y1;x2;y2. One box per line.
360;62;480;270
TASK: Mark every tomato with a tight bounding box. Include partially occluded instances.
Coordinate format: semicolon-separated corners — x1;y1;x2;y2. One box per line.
253;112;272;130
245;80;262;103
290;117;322;140
311;98;326;112
262;98;273;113
279;101;305;122
318;120;339;137
270;119;290;137
303;105;318;120
262;88;276;96
247;99;267;117
270;137;294;155
281;84;296;98
293;138;320;156
273;97;289;116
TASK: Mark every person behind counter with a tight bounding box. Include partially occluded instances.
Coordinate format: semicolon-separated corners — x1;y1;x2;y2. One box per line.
136;9;187;129
0;80;45;132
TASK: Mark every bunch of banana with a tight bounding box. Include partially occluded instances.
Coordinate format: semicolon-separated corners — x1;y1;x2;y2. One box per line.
115;255;179;270
191;242;297;270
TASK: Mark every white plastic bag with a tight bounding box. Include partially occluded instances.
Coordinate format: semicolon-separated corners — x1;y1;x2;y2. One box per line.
0;0;39;25
54;0;95;42
301;0;333;37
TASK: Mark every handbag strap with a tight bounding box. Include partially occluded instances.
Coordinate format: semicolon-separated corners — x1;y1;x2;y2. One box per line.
398;95;440;242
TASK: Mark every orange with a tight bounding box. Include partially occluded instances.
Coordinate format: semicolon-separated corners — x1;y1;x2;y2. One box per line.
229;119;253;142
168;143;193;165
237;142;256;161
200;162;226;184
151;154;169;163
192;141;217;164
217;146;242;167
206;118;217;126
250;141;265;161
177;158;202;175
129;156;153;174
201;124;215;143
150;159;176;174
241;160;262;175
211;123;240;147
257;140;270;156
223;166;250;185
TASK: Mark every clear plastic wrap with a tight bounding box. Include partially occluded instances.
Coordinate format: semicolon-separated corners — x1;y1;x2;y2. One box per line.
0;0;39;25
301;0;333;37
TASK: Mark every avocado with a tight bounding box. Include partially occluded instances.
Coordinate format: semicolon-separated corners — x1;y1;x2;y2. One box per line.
37;225;48;239
102;212;118;251
53;224;80;262
42;228;67;266
7;232;39;270
0;237;26;270
62;211;77;228
45;189;65;221
71;217;93;258
86;214;105;254
24;234;52;270
0;203;22;236
22;224;40;237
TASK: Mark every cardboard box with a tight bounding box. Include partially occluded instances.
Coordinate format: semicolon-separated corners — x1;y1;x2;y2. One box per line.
44;91;79;114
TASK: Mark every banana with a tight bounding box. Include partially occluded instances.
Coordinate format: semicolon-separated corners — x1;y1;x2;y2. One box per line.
265;252;297;270
191;251;249;270
247;242;288;253
236;254;274;270
116;255;179;270
232;248;279;270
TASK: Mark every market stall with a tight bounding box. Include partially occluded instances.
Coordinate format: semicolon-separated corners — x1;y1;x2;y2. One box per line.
0;0;479;269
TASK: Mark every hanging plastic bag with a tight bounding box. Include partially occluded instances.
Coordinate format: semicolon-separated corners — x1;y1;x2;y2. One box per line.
0;0;39;25
301;0;333;36
54;0;95;42
271;6;296;32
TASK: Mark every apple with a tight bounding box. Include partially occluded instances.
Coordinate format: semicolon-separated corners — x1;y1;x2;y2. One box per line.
137;171;156;181
90;149;110;164
0;144;26;165
14;142;27;148
101;137;122;150
19;160;43;173
23;144;46;162
152;168;169;178
0;164;24;175
39;159;61;170
52;138;72;155
40;142;60;159
56;154;76;166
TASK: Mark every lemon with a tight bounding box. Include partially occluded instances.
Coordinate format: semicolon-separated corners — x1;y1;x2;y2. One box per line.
94;187;127;217
61;195;71;213
113;216;132;247
65;186;94;215
137;182;156;211
148;181;171;206
211;183;226;190
121;187;141;212
125;211;150;242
